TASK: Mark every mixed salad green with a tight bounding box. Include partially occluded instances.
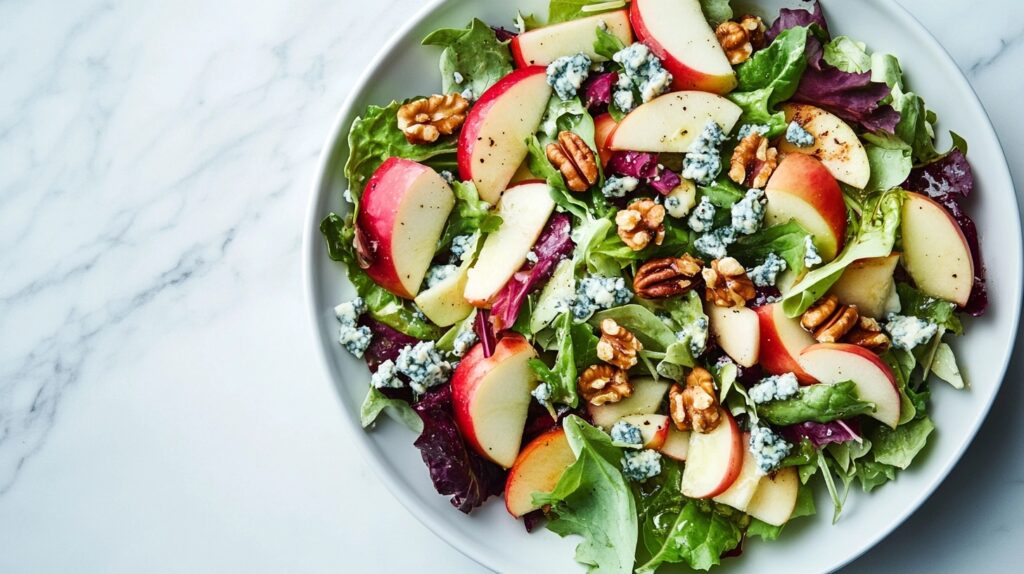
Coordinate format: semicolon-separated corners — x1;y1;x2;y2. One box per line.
321;0;986;571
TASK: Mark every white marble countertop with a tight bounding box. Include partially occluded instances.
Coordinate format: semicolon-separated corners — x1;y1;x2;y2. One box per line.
0;0;1020;572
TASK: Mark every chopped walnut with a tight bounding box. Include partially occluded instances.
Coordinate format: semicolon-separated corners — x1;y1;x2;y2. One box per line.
703;257;756;307
616;199;666;251
578;364;633;406
669;367;721;433
715;15;766;65
801;294;860;342
596;319;643;370
633;254;704;299
845;317;892;354
396;93;470;144
546;131;599;192
729;132;778;189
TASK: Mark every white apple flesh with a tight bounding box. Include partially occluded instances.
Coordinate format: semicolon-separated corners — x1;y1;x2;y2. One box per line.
607;91;742;153
901;192;974;306
510;10;632;67
765;154;847;262
746;466;800;526
706;304;761;368
414;261;474;327
658;427;691;462
505;428;576;517
755;303;817;384
828;254;900;319
779;103;871;189
680;409;744;499
713;433;764;512
617;414;670;450
799;343;902;428
588;378;670;429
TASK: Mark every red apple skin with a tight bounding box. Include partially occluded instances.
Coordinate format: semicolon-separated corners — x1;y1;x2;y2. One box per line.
629;0;737;95
755;304;818;385
451;333;534;460
594;113;618;168
504;428;576;517
509;38;528;69
804;342;899;391
765;154;848;259
359;157;433;298
457;66;547;184
707;412;744;498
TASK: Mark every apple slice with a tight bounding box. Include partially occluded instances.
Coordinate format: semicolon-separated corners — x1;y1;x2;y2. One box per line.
452;334;540;467
360;158;455;298
680;410;744;499
706;304;760;368
511;10;633;67
658;427;691;461
778;103;870;189
414;265;473;327
713;433;764;512
607;91;742;153
630;0;736;94
765;154;847;262
594;113;619;168
458;66;552;204
589;378;670;429
463;182;556;306
505;428;576;517
755;303;817;384
746;466;799;526
901;192;974;306
828;254;900;319
618;414;671;450
798;343;901;428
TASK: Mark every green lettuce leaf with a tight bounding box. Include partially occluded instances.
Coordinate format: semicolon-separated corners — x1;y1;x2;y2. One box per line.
699;0;734;26
360;387;423;432
438;181;500;250
896;283;963;335
636;500;743;573
594;24;627;59
529;312;598;408
758;381;876;426
871;52;940;164
591;305;678;352
862;133;913;194
728;26;809;137
422;19;513;97
823;36;871;73
931;342;965;389
549;0;627;24
526;134;593;220
730;221;812;274
869;416;934;469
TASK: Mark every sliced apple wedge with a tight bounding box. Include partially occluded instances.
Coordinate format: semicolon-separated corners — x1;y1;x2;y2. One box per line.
607;91;742;153
359;158;455;298
505;428;576;517
415;265;473;327
707;304;760;368
765;154;847;262
755;303;817;384
779;103;870;189
618;414;671;450
458;66;552;204
594;113;619;168
828;254;900;319
658;427;691;461
746;467;800;526
452;334;539;468
510;10;633;67
680;410;744;499
630;0;736;94
463;182;556;306
901;192;974;306
589;378;670;429
798;343;901;429
713;433;764;512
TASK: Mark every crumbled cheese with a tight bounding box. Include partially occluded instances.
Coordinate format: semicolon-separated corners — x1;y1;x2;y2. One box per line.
334;297;367;325
731;188;767;235
612;73;636;112
611;420;644;447
737;124;771;140
396;341;452;395
885;314;938;351
531;382;552;406
424;264;458;289
525;250;539;265
450;233;476;263
804;236;822;268
439;170;455;185
749;373;800;404
682;122;727;186
749;252;788;287
371;359;403;389
665;184;696;219
343;189;355;204
601;175;640;198
677;315;710;357
786;121;815;147
451;330;479;358
611;43;672;111
571;275;633;321
334;297;372;358
687;196;716;233
547;53;592;100
460;87;476;102
695;227;737;260
621;449;663;482
749;425;791;475
452;71;464;85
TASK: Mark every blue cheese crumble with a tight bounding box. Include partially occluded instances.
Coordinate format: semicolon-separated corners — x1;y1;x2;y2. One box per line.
682;122;727;186
571;276;633;321
687;196;716;233
335;298;371;358
737;124;770;140
731;188;766;235
396;341;452;396
786;121;815;147
452;71;464;85
804;236;822;268
451;330;479;358
424;264;458;289
621;449;663;482
439;170;455;185
695;227;736;260
749;252;788;287
885;313;938;351
611;420;644;447
612;73;636;112
450;233;476;263
371;359;402;389
547;53;592;101
611;43;672;111
678;316;709;357
601;175;640;198
749;425;791;475
749;373;800;404
531;382;552;407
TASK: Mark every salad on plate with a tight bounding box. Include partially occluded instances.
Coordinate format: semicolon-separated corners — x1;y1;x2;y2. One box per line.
320;0;987;571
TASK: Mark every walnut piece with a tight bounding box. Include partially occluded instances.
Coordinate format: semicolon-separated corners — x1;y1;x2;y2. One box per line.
616;199;666;251
715;15;765;65
596;319;643;370
844;317;892;354
578;364;633;406
396;93;469;144
703;257;756;307
546;131;599;192
801;294;860;342
729;132;778;189
633;254;704;299
669;367;721;433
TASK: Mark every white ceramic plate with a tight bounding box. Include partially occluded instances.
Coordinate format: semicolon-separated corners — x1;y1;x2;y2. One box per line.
304;1;1022;572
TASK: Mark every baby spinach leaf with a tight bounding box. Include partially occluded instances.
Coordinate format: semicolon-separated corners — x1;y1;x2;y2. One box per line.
591;305;678;352
529;312;597;408
438;181;500;250
896;283;963;335
594;25;626;59
422;19;513;97
730;220;812;273
758;381;876;426
636;500;743;573
699;0;734;26
728;26;809;136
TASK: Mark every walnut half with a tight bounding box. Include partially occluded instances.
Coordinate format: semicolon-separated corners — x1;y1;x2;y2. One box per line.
729;132;778;189
596;319;643;370
578;364;633;406
396;93;469;144
715;15;767;65
703;257;756;307
616;199;666;251
669;367;721;433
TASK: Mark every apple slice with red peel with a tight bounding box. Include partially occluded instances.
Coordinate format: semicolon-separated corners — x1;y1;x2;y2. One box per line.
798;343;902;428
707;304;761;368
765;154;847;262
414;261;473;327
658;427;691;462
594;113;618;168
713;433;764;512
630;0;736;94
618;414;670;450
458;66;552;204
755;303;817;384
746;467;799;526
452;334;540;468
778;103;870;189
901;192;975;306
463;181;556;306
680;409;744;499
510;10;633;67
607;91;742;153
828;254;900;319
360;157;455;299
505;428;576;517
589;378;670;429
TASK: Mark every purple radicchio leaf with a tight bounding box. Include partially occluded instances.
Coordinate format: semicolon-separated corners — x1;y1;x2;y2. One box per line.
361;317;421;372
491;26;517;42
750;286;783;308
607;151;660;179
649;167;681;195
782;419;862;449
583;71;617;111
412;385;507;513
490;214;574;331
766;0;829;43
903;149;987;315
523;509;547;533
474;308;497;358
